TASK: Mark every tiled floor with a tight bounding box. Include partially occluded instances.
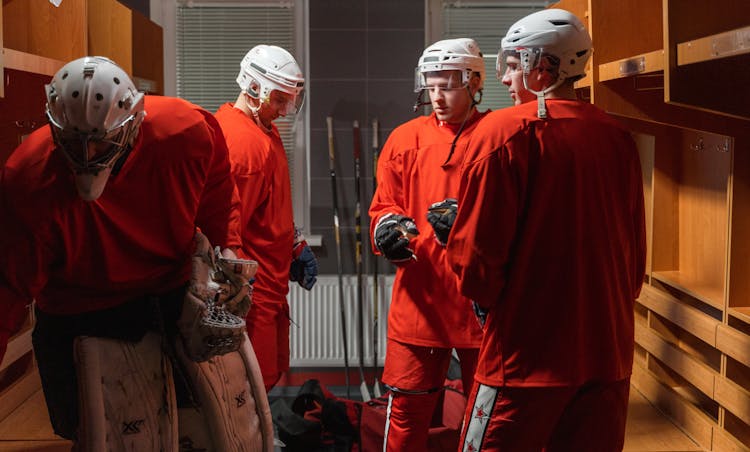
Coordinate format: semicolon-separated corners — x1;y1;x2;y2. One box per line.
0;386;703;451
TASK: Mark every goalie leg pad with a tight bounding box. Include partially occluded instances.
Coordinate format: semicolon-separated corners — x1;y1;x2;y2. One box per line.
175;333;274;452
73;332;178;452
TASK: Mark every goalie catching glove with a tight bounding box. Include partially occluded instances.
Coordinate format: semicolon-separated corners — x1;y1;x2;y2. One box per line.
178;232;257;362
290;226;318;290
426;198;457;246
374;213;419;264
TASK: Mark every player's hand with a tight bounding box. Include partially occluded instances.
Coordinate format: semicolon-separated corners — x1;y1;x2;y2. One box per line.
290;228;318;290
374;214;419;264
426;198;457;246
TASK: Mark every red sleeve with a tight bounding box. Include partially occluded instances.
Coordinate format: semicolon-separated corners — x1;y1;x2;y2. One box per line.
368;134;407;254
448;143;520;310
194;112;242;249
0;168;48;363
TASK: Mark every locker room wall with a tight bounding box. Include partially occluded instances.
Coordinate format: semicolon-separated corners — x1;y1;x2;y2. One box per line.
306;0;425;276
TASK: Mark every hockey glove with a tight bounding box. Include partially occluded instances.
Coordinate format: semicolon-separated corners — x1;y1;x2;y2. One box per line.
374;213;419;264
426;198;458;246
290;228;318;290
472;300;488;328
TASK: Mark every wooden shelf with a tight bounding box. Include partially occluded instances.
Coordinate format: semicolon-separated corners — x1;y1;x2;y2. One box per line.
2;48;64;76
0;361;41;423
631;364;714;450
728;307;750;328
0;328;32;373
664;0;750;120
638;285;719;346
636;322;716;398
651;272;725;312
0;389;65;442
677;25;750;66
131;9;164;94
715;377;750;427
599;49;664;82
2;0;86;63
574;72;591;89
713;427;750;452
650;127;732;311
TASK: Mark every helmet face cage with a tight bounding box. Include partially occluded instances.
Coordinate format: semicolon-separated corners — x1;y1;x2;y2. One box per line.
47;109;140;174
45;56;145;174
496;48;553;78
237;45;305;115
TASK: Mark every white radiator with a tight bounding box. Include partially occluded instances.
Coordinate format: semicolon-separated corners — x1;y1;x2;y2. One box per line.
287;275;393;367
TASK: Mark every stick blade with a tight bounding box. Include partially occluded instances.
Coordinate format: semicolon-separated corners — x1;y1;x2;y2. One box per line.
373;379;383;398
360;381;372;402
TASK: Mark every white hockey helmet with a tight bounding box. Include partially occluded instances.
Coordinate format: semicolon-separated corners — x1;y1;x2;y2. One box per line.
499;8;592;83
415;38;485;92
236;45;305;115
45;56;145;200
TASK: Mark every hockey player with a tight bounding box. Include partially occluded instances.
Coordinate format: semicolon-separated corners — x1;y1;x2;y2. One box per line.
368;38;489;451
448;9;647;451
215;44;318;392
0;56;251;447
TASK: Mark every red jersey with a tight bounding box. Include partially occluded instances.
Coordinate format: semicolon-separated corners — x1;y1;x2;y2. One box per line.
448;99;646;387
369;111;488;348
214;104;294;303
0;96;242;354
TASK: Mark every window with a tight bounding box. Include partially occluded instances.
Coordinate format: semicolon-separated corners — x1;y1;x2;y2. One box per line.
428;0;547;111
175;0;311;230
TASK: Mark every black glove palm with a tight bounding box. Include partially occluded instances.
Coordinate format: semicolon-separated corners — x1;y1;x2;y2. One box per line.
426;198;458;246
374;214;419;263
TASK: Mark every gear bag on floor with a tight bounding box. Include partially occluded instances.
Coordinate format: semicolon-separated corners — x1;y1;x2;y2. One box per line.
271;378;467;451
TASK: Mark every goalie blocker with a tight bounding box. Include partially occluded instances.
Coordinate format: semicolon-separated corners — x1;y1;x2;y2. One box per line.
73;232;273;451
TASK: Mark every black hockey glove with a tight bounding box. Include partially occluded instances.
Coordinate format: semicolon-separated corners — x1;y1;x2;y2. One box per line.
426;198;458;246
290;228;318;290
374;214;419;264
472;300;488;328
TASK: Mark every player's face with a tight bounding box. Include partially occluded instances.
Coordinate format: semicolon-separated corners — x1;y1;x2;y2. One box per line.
425;71;473;124
501;55;545;106
258;90;296;127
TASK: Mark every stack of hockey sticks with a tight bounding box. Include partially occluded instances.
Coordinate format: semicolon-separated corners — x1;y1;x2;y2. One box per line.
326;117;384;401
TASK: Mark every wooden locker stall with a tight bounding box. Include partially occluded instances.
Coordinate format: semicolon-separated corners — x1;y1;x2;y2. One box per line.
553;0;750;449
0;0;163;443
0;0;164;162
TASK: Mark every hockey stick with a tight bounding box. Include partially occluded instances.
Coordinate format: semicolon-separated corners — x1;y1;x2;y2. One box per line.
353;120;371;402
371;118;383;398
327;116;351;399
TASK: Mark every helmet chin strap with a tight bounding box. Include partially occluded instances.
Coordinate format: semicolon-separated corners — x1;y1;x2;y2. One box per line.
522;73;564;119
243;92;274;134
